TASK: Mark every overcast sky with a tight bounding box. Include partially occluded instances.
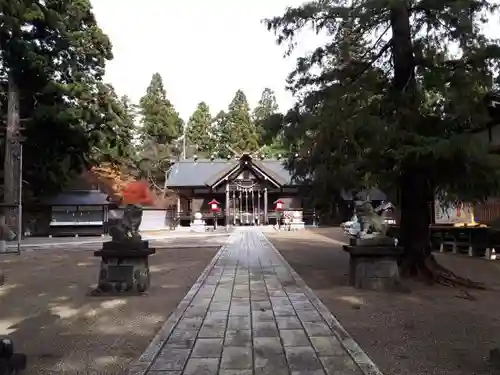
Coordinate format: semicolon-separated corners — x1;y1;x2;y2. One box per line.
90;0;499;121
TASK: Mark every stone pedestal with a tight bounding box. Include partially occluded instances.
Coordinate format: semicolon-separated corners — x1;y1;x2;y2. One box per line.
343;245;405;292
91;240;156;296
0;337;27;375
290;221;305;231
290;211;305;231
190;212;206;233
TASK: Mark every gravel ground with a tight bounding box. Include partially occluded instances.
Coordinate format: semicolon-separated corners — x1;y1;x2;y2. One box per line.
0;245;220;375
266;227;500;375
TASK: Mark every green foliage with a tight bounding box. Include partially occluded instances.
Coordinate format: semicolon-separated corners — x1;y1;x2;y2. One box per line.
266;0;500;211
0;0;113;197
226;90;260;153
136;73;183;191
186;102;215;156
212;110;231;158
134;139;172;191
90;87;137;165
253;88;279;143
138;72;183;144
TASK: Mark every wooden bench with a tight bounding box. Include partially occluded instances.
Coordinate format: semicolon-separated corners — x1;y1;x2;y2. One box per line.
390;225;500;259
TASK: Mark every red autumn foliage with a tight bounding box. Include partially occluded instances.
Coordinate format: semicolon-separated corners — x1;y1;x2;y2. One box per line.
121;181;156;206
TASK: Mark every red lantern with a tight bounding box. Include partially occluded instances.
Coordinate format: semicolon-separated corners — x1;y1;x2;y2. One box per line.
274;199;285;211
208;199;220;213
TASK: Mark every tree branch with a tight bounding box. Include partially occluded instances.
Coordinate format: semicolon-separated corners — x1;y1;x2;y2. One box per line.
343;39;393;88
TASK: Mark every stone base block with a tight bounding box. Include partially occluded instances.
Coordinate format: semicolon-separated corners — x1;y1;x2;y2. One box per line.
290;221;305;231
0;337;27;375
349;237;396;247
92;242;156;296
190;222;206;233
343;245;405;292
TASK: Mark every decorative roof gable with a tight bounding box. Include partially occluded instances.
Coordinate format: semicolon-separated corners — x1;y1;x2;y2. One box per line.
166;154;295;188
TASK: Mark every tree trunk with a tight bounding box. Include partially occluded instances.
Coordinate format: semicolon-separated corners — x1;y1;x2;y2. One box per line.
4;72;21;237
399;168;433;276
388;3;483;288
389;3;426;271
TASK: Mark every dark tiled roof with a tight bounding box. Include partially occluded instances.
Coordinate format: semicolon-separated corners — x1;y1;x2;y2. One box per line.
42;190;110;206
166;158;294;187
254;160;293;185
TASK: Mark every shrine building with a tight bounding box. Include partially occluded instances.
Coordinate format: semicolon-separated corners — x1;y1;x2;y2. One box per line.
165;153;311;226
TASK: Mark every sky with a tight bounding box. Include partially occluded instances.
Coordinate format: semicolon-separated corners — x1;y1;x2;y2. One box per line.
90;0;324;121
90;0;500;122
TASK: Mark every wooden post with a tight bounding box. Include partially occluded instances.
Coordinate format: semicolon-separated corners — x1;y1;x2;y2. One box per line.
225;183;230;228
176;194;181;227
257;190;261;225
264;188;268;224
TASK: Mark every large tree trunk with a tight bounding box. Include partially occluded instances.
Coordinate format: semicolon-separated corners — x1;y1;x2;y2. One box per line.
389;3;483;288
389;3;427;269
3;73;21;239
399;168;433;276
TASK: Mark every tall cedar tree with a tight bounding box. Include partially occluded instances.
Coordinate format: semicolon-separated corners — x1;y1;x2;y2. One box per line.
253;88;286;157
267;0;500;286
253;88;279;142
186;102;215;156
91;86;137;165
212;110;231;158
137;73;183;192
138;73;183;144
227;90;259;153
1;0;113;200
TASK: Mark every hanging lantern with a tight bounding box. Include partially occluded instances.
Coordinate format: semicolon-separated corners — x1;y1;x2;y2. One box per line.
274;199;285;211
208;199;220;213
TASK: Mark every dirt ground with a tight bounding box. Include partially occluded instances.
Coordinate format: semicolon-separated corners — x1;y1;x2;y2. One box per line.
266;227;500;375
0;245;220;375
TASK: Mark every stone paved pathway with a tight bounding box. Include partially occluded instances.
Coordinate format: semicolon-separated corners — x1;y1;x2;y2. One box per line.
128;229;383;375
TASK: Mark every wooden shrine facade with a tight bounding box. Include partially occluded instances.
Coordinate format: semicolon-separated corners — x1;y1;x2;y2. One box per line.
166;153;306;226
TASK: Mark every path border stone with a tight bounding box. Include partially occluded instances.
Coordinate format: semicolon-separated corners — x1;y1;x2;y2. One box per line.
126;235;233;375
259;231;384;375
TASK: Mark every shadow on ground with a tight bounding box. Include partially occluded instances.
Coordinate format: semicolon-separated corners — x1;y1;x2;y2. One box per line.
266;228;500;375
0;245;220;375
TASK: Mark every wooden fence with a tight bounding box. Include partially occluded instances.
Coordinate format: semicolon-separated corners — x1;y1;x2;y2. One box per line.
474;198;500;224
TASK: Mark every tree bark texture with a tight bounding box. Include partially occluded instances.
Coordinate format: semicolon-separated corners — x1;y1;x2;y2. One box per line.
390;2;433;270
4;72;21;236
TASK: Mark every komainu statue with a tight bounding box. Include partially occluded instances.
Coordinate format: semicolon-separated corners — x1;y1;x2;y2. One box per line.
109;204;143;243
341;195;395;244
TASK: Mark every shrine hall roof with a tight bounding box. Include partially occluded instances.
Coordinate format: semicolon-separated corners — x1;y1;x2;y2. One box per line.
166;158;295;188
41;190;110;206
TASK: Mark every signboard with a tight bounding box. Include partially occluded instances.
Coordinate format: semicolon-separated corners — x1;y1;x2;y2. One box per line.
434;200;475;225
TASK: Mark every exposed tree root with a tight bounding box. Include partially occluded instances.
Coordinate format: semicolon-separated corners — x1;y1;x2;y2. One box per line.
401;254;486;290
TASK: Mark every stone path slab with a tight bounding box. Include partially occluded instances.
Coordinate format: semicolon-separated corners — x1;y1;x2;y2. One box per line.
127;229;384;375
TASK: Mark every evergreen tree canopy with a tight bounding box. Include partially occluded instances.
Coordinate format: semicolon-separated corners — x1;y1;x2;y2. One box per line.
227;90;259;153
136;73;182;192
1;0;114;197
90;86;137;165
212;110;231;158
186;102;215;156
138;72;183;144
253;88;279;144
267;0;500;281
